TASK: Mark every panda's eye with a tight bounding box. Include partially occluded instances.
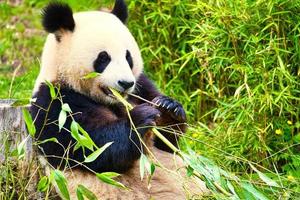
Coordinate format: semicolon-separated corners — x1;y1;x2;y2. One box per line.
94;51;111;73
126;50;133;69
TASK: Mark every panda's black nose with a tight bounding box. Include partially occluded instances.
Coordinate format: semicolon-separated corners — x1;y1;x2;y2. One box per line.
118;80;134;90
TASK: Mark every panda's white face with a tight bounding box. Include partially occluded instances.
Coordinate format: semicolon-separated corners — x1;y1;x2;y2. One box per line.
34;6;143;104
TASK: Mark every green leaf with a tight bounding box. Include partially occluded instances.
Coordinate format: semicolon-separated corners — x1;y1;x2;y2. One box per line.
139;154;154;180
71;121;94;152
62;103;72;112
293;134;300;143
249;164;279;187
227;180;238;198
12;138;28;159
70;121;80;141
79;136;94;151
22;108;36;137
73;142;81;153
150;163;155;176
186;165;194;177
38;176;50;192
241;182;269;200
71;121;96;151
76;184;97;200
76;189;84;200
99;172;121;179
45;80;56;99
81;72;101;80
78;123;97;150
51;170;70;200
37;137;59;145
84;142;113;163
96;172;127;189
11;98;31;107
58;110;67;131
139;154;146;180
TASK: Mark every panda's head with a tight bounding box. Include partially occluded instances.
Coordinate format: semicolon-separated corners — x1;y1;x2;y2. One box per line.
36;0;143;103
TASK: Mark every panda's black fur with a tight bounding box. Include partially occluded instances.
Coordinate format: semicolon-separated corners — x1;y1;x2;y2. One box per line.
111;0;128;23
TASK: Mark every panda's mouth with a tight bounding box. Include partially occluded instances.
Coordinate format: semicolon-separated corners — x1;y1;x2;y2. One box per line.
101;87;114;97
101;87;126;98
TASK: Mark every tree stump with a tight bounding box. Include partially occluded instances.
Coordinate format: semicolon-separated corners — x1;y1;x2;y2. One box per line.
0;99;44;199
0;99;33;162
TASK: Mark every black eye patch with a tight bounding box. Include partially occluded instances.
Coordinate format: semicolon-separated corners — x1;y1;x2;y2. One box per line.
93;51;111;73
126;50;133;69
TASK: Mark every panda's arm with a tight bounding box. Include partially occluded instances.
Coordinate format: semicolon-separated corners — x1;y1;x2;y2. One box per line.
135;74;187;153
31;84;158;173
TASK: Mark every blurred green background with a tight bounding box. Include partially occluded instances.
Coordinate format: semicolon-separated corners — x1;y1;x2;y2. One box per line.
1;0;300;198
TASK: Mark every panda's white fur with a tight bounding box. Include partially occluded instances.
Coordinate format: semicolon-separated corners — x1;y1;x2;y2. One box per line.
32;1;207;199
34;11;143;104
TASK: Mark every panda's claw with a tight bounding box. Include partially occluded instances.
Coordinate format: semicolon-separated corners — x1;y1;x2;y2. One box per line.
174;107;178;113
151;96;186;122
154;99;160;105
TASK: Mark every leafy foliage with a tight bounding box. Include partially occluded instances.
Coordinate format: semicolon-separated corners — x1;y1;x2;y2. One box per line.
128;0;300;196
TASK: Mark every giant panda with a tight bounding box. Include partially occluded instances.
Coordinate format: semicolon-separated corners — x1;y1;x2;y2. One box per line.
30;0;206;199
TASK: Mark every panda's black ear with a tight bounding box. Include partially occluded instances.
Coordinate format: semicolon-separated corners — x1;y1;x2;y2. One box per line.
42;2;75;34
111;0;128;23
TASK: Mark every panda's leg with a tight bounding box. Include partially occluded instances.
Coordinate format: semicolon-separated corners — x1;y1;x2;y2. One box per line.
148;147;207;199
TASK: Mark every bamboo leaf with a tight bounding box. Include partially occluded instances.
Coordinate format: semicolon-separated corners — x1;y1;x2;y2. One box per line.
76;184;97;200
150;163;155;176
70;121;80;141
58;110;67;131
249;164;279;187
12;137;27;159
139;154;146;181
11;98;31;107
96;172;127;189
81;72;101;80
242;182;269;200
22;108;36;137
84;142;113;163
78;123;97;149
38;176;50;192
62;103;72;112
37;137;59;145
100;172;121;179
45;80;56;99
51;170;70;200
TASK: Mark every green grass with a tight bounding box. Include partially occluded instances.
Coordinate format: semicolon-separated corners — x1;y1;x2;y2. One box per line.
0;0;300;199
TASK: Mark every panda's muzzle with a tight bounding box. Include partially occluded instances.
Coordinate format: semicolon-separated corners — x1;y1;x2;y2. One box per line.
100;80;134;98
118;80;134;91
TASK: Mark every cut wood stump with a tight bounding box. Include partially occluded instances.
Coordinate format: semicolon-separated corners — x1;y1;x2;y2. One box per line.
0;99;46;199
0;99;33;162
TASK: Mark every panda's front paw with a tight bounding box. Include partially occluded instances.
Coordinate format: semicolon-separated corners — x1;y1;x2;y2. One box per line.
130;103;161;130
152;96;186;122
